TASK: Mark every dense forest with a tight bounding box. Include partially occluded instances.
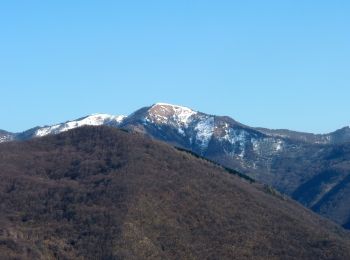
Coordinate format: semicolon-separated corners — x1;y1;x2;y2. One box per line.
1;126;350;259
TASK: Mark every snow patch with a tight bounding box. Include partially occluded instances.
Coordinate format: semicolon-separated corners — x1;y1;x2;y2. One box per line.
251;137;284;155
223;129;248;144
178;128;185;136
195;116;215;148
0;134;13;143
274;139;283;151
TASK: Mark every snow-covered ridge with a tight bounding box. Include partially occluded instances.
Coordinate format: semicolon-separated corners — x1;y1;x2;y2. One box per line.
2;102;348;156
35;114;126;137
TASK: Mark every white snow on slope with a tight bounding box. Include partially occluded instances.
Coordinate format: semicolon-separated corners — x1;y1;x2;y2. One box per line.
145;103;198;137
223;128;248;144
195;116;215;148
274;139;283;151
251;137;284;155
148;103;198;126
0;134;13;143
35;114;126;137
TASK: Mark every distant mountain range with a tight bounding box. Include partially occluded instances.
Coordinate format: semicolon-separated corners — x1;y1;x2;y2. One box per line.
2;102;350;228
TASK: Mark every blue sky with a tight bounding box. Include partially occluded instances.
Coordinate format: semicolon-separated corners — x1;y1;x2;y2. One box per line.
0;1;349;133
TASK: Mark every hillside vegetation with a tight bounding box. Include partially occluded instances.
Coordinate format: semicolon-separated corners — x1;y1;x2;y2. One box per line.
0;126;350;259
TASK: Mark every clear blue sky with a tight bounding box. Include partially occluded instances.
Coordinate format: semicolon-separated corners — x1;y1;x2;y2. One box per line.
1;1;349;133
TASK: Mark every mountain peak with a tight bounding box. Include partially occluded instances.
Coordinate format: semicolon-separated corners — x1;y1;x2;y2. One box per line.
146;102;198;126
151;102;197;115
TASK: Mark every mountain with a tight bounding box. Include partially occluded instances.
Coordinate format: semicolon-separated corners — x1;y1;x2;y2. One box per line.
1;126;350;259
330;127;350;144
257;126;350;145
0;130;15;143
291;143;350;227
2;102;350;228
16;114;126;140
120;104;350;229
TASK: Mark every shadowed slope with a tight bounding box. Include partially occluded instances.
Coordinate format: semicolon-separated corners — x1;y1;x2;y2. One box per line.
0;126;350;259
